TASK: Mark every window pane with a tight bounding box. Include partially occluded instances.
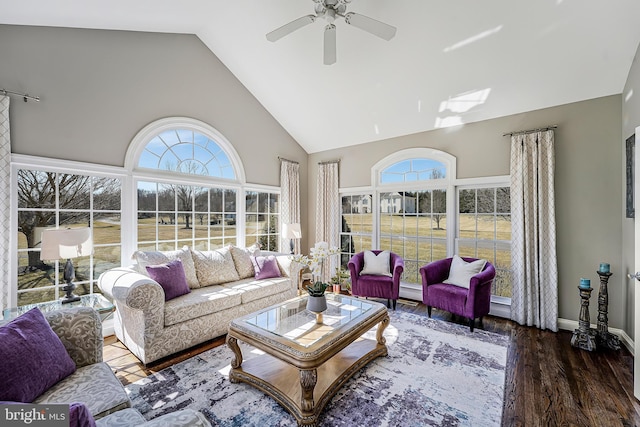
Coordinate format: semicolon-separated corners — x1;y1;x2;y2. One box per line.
138;182;157;211
496;187;510;213
93;246;121;279
59;174;91;210
94;177;121;210
158;184;175;211
94;213;121;245
459;189;475;213
17;170;56;209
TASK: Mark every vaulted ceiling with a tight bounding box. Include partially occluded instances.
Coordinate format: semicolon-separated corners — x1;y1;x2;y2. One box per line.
2;0;640;153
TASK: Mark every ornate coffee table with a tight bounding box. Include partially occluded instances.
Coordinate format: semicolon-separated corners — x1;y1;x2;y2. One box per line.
226;293;389;427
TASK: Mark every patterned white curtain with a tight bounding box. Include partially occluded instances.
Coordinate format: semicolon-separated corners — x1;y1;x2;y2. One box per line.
316;161;340;283
280;159;300;253
0;95;10;311
510;129;558;332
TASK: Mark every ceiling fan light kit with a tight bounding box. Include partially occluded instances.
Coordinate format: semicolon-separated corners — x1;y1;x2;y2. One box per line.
266;0;396;65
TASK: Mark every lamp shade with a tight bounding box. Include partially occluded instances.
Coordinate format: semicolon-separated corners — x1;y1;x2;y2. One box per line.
40;228;93;261
283;223;302;240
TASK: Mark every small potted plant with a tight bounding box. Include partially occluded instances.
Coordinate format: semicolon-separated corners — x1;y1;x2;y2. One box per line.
306;281;328;313
331;267;350;294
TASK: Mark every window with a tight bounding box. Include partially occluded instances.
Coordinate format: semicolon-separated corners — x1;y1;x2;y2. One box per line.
457;186;512;298
129;118;261;251
16;169;122;305
137;181;237;251
245;191;279;251
340;194;374;266
380;158;447;184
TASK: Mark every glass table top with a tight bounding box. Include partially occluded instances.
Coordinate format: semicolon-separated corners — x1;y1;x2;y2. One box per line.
3;293;115;321
242;293;376;348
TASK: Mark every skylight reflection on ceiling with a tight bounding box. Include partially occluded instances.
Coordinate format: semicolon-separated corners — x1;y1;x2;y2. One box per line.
435;88;491;129
443;25;503;53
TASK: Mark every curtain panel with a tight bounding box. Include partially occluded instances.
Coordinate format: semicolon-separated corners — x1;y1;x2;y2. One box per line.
510;129;558;332
280;159;301;253
315;162;340;283
0;95;10;311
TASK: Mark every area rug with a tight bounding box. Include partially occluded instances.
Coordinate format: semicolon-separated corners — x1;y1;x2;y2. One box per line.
126;311;509;426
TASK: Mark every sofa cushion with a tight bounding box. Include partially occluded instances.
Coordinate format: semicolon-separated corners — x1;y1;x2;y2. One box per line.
95;408;146;427
223;276;292;304
145;259;191;301
229;244;260;279
251;255;282;280
164;285;243;327
132;246;199;289
0;308;77;402
34;362;130;419
443;255;487;289
191;247;240;287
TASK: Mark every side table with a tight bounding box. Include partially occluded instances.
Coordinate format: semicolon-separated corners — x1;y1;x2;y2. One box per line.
3;293;115;322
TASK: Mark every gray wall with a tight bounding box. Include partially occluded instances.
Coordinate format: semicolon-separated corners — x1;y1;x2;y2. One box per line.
0;25;309;242
622;43;640;338
309;95;624;330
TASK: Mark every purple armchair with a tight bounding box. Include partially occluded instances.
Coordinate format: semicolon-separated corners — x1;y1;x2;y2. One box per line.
419;257;495;331
348;250;404;310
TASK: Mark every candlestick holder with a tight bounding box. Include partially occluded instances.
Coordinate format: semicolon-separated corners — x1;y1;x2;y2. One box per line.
595;271;620;350
571;286;597;351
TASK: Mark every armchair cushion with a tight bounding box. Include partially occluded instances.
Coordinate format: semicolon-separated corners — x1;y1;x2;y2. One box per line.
0;308;76;402
443;255;487;289
145;259;192;301
361;250;392;277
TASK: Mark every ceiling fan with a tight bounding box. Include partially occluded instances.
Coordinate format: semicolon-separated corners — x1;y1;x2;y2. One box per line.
266;0;397;65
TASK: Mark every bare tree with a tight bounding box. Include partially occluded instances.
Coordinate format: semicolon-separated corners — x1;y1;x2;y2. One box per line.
17;171;91;269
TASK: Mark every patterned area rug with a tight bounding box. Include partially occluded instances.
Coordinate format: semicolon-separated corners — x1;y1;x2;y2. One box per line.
126;311;509;426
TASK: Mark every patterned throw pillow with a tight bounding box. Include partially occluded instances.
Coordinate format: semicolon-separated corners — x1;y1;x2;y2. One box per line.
229;244;260;279
191;246;241;287
132;246;200;289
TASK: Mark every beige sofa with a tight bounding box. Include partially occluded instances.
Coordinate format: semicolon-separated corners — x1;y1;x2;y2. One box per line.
98;245;298;365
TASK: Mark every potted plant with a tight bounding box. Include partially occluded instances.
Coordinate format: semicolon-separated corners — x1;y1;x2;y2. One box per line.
306;281;328;313
331;267;350;294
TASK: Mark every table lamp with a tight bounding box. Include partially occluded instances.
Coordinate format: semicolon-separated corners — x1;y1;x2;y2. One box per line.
283;223;302;254
40;227;93;304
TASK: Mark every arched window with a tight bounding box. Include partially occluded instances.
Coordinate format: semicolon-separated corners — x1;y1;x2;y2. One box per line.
380;158;447;184
126;117;246;251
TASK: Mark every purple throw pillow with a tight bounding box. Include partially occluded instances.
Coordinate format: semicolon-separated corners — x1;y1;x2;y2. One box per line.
251;255;282;280
0;308;77;402
146;259;191;301
70;402;97;427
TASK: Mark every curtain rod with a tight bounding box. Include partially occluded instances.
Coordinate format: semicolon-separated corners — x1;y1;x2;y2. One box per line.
503;125;557;137
318;159;340;165
1;88;40;102
278;156;299;164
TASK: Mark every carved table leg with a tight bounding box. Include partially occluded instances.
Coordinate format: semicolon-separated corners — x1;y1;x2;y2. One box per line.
299;368;317;413
376;313;390;349
226;335;243;383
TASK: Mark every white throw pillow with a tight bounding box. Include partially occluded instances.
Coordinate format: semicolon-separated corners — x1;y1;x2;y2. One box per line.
191;247;240;287
361;250;392;277
443;255;487;289
132;246;200;289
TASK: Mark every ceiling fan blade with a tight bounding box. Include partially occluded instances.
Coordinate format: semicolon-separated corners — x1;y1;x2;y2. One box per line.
266;15;316;42
324;24;337;65
344;12;396;41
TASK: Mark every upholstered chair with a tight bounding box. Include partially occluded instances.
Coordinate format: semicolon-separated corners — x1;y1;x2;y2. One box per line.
420;256;496;331
348;250;404;310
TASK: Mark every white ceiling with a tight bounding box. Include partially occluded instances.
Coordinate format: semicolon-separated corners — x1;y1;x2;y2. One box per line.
2;0;640;153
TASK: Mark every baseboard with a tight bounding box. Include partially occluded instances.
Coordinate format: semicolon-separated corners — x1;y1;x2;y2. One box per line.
102;318;115;338
557;318;634;355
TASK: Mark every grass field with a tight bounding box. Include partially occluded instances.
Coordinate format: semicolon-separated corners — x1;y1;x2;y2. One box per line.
16;212;512;305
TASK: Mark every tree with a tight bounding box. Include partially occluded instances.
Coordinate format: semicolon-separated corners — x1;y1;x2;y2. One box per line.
17;170;92;270
258;215;278;251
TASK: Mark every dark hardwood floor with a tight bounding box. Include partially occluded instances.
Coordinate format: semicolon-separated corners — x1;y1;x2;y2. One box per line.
103;300;640;427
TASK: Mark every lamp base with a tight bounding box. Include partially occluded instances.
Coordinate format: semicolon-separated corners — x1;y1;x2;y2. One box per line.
61;295;81;304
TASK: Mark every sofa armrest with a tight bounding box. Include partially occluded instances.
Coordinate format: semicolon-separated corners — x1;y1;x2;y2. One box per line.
98;267;165;313
98;267;166;342
44;307;103;368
